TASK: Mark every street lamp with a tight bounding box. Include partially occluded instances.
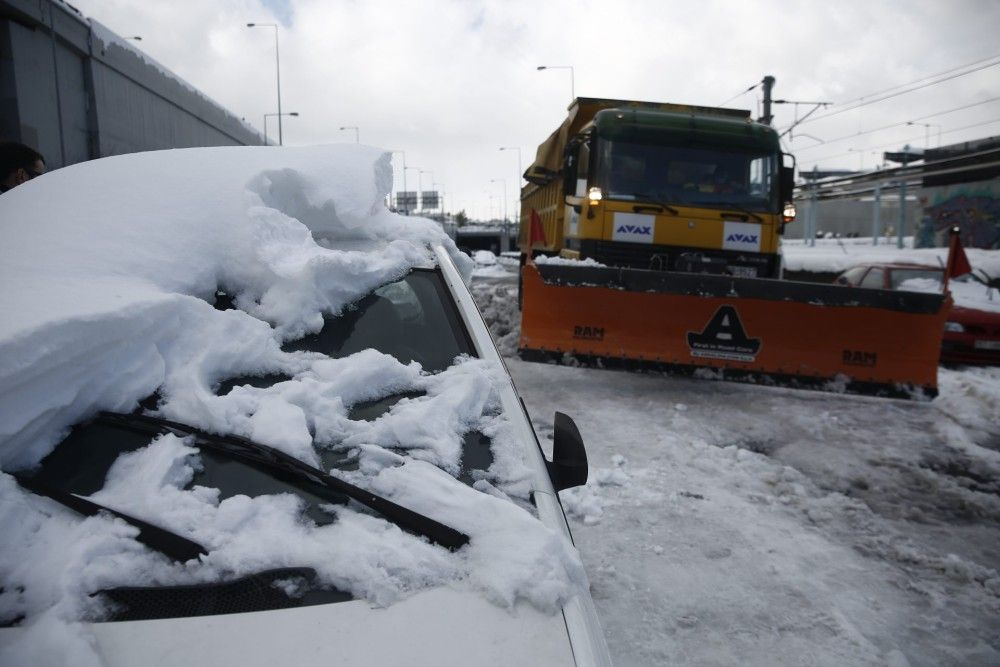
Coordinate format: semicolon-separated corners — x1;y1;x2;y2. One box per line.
338;126;359;143
263;112;298;145
536;65;575;101
907;121;942;148
246;22;284;145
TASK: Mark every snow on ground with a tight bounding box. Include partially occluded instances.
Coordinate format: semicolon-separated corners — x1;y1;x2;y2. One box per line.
0;147;584;665
510;361;1000;667
470;250;515;281
471;270;1000;666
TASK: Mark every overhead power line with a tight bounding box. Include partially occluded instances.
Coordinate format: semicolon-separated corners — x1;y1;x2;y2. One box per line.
791;95;1000;152
717;82;759;107
804;117;1000;165
779;55;1000;129
834;51;1000;107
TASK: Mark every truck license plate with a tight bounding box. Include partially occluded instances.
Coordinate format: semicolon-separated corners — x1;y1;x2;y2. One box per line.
729;265;758;278
974;340;1000;350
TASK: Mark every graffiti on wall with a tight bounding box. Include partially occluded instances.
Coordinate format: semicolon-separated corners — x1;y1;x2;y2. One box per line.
919;188;1000;249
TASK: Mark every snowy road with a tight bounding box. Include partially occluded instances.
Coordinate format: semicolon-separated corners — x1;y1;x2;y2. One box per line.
510;361;999;666
471;267;1000;666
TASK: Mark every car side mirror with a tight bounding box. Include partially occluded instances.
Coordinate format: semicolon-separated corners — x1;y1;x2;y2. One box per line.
545;412;588;491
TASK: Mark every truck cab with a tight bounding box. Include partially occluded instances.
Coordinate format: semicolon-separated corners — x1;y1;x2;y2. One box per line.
521;98;795;278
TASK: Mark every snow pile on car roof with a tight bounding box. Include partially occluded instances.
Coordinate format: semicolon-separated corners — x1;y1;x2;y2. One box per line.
0;145;469;466
0;147;582;664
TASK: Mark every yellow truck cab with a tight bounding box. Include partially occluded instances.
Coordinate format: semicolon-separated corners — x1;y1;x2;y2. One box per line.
521;98;795;278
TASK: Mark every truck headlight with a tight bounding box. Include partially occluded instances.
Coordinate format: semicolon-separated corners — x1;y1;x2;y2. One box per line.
782;203;796;223
944;321;965;333
588;187;603;204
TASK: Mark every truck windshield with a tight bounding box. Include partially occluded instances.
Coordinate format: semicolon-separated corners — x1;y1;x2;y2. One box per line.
593;137;779;213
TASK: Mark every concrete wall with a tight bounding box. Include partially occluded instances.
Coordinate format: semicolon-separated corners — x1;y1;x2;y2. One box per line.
1;0;263;170
787;196;921;240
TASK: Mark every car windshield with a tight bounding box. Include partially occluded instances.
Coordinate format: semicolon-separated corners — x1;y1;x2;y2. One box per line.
5;268;496;624
592;136;779;213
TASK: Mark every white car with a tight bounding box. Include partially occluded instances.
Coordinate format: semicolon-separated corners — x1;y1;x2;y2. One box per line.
0;146;611;666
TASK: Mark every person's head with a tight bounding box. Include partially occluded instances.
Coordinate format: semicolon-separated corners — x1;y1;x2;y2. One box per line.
1;142;46;193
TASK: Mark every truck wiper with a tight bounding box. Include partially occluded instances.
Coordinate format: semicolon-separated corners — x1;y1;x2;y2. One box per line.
98;413;470;551
13;473;207;563
715;202;764;224
630;193;679;216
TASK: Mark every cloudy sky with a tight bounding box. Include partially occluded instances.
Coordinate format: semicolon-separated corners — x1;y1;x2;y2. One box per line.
73;0;1000;221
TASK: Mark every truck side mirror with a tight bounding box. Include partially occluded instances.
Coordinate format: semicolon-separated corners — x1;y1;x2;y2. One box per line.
545;412;588;491
562;139;581;198
780;166;795;203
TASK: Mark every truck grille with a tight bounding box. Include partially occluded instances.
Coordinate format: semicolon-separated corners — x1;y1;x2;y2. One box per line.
576;240;778;278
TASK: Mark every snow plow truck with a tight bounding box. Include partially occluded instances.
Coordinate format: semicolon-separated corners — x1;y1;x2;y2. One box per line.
517;97;950;398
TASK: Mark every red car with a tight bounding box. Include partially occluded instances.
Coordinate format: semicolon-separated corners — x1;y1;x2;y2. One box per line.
835;263;1000;365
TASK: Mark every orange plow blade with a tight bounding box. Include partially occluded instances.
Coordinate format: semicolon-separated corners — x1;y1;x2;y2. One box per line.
519;263;950;398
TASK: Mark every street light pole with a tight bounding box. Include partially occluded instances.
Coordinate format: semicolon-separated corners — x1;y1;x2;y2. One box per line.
339;126;359;143
247;23;283;145
537;65;575;101
907;121;942;148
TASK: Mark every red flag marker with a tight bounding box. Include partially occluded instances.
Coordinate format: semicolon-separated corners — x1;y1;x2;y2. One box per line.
529;208;547;248
943;226;972;293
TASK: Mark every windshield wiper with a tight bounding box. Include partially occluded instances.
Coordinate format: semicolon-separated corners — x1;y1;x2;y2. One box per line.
98;413;470;551
630;193;679;216
714;201;764;224
13;473;207;563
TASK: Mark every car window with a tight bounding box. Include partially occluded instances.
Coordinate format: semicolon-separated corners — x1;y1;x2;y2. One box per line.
839;266;867;285
860;268;885;289
889;268;943;290
284;269;476;373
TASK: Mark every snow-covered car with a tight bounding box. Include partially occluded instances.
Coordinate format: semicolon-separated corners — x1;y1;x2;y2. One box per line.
834;262;1000;364
0;146;611;666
